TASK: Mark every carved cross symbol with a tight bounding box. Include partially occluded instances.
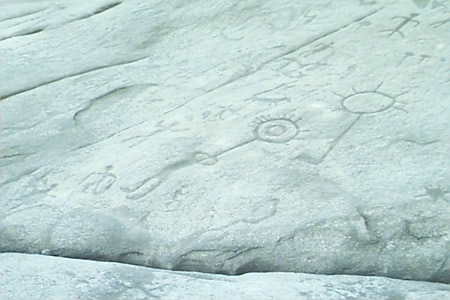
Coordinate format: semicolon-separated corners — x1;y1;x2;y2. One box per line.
384;13;420;38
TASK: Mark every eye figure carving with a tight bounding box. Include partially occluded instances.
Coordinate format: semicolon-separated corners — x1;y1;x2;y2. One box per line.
254;117;301;143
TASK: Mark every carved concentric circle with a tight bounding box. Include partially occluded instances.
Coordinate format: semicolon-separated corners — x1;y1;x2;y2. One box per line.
254;118;299;143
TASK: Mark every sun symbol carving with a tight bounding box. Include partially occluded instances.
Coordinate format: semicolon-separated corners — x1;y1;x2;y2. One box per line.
252;114;302;143
333;82;408;115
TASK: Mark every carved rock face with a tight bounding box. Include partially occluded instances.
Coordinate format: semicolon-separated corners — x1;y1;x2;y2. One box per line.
1;0;449;295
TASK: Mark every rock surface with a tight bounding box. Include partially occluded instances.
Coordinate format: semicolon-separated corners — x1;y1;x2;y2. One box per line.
1;0;449;293
1;253;449;300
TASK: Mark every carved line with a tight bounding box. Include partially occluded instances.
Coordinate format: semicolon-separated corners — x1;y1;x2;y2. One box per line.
1;57;148;100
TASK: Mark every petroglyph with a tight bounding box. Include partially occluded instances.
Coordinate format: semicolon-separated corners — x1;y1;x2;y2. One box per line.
431;17;450;28
382;13;420;38
81;166;116;194
271;57;306;79
122;177;162;200
245;82;296;106
253;115;301;144
270;42;335;78
295;116;361;165
415;184;450;202
301;7;317;24
397;51;415;66
394;138;438;146
164;184;191;212
296;83;408;165
120;114;302;200
397;52;431;67
297;42;335;68
431;0;448;9
336;82;408;114
2;0;450;285
360;0;377;5
194;152;218;166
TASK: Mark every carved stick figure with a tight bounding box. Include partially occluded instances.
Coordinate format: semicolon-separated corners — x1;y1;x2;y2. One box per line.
397;52;414;67
384;13;420;38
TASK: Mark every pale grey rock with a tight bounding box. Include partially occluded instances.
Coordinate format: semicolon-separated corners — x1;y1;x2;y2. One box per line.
1;0;449;285
1;253;449;300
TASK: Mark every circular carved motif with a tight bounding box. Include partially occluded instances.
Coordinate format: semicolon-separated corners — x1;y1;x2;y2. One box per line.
254;118;299;143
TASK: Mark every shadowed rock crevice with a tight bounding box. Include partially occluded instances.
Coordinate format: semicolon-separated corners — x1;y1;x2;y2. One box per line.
2;253;449;299
0;26;45;41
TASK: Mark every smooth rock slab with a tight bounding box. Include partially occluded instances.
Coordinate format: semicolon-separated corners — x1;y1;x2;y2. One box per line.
1;253;449;300
1;0;449;283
